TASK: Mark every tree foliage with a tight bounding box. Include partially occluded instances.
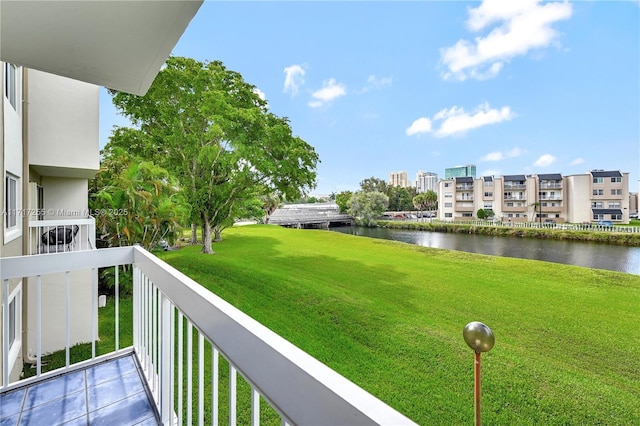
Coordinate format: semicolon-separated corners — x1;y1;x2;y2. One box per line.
360;177;388;194
347;191;389;226
89;147;190;251
335;191;353;213
108;57;318;253
413;190;438;212
387;186;414;211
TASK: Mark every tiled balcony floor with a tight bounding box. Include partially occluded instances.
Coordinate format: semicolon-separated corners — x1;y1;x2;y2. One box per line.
0;354;159;426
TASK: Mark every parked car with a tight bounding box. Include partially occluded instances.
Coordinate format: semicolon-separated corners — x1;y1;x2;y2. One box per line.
630;213;638;219
544;219;556;224
596;220;613;227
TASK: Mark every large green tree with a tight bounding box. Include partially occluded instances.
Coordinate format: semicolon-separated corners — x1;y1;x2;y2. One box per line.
347;191;389;226
360;177;388;194
387;186;414;212
108;57;318;253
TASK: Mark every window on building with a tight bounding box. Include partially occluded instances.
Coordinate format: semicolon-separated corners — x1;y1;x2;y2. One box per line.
444;182;451;188
444;192;452;198
484;192;493;197
5;174;18;229
611;177;622;183
612;214;622;220
4;63;17;110
506;202;514;207
462;213;473;217
593;189;604;196
609;202;621;208
592;177;604;184
591;202;603;208
611;189;622;195
444;212;452;218
483;203;492;209
7;284;22;370
484;181;493;187
541;202;548;207
593;213;604;220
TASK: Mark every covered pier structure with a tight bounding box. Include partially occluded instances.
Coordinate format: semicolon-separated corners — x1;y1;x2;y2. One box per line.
269;203;353;229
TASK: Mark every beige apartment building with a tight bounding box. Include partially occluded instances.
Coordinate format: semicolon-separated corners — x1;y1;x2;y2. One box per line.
389;170;410;188
1;0;201;384
437;171;630;224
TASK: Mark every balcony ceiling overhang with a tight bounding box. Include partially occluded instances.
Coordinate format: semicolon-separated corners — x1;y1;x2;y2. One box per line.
0;0;203;96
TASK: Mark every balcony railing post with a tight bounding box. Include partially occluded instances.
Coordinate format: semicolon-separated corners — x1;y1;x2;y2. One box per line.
160;293;173;424
2;279;8;387
133;264;140;354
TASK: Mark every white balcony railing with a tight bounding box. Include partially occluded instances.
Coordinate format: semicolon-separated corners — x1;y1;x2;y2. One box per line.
1;247;416;425
28;217;96;254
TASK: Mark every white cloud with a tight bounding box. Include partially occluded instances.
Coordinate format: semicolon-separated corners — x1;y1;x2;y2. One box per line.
367;74;393;88
481;169;501;177
407;103;514;138
440;0;573;80
405;117;433;136
569;157;584;166
480;147;523;162
435;103;514;137
283;65;306;96
506;147;524;158
253;88;266;101
481;151;504;161
307;78;346;108
534;154;557;167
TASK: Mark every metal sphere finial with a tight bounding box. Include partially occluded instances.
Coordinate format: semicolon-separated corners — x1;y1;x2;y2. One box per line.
463;321;495;353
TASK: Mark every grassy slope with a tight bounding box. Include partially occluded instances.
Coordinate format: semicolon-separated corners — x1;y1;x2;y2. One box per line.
159;225;640;425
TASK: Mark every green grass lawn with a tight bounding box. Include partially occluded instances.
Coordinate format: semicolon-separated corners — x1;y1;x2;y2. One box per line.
155;224;640;425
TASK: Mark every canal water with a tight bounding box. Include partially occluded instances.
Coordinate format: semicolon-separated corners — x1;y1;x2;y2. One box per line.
331;226;640;275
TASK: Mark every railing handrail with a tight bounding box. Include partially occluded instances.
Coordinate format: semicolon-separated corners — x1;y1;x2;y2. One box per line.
133;247;416;425
1;246;416;425
28;217;96;227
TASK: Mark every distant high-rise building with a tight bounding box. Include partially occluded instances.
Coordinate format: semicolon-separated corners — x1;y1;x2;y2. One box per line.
416;171;438;193
389;171;409;188
445;165;476;179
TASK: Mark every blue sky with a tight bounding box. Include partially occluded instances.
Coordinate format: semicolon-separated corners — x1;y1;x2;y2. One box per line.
100;0;639;196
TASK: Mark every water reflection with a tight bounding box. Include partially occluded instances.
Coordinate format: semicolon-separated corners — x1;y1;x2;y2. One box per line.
331;226;640;275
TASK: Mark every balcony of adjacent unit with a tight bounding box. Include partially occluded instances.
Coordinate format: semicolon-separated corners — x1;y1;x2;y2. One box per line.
539;182;562;190
0;246;416;425
503;193;526;201
503;183;526;190
455;184;474;191
28;217;96;255
538;194;563;201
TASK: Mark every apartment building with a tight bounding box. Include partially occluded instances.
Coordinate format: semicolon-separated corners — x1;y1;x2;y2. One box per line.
565;170;629;223
2;63;102;382
1;0;203;385
389;170;410;188
416;171;438;194
437;171;629;223
444;164;476;179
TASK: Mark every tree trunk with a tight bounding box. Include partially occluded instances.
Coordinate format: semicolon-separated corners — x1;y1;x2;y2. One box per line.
213;227;222;242
201;217;214;254
190;223;198;244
